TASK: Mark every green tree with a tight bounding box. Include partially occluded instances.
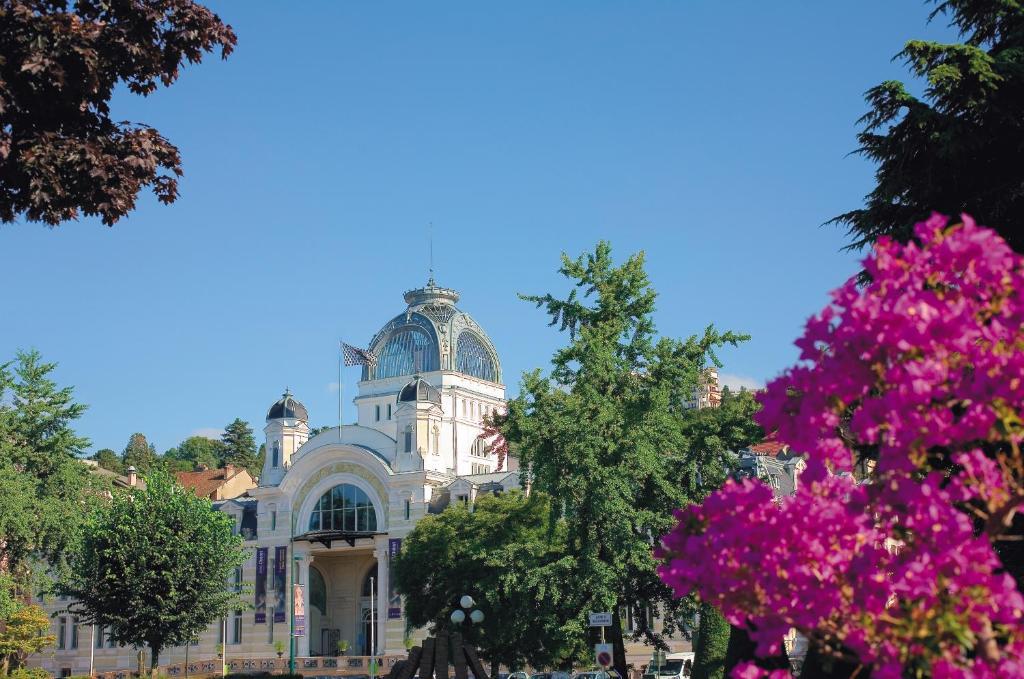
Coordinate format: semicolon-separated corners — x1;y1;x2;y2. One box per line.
0;350;89;479
0;603;55;674
221;419;258;476
164;436;226;471
394;491;585;674
691;604;730;679
501;242;748;679
833;1;1024;253
122;432;158;472
0;0;236;227
0;352;102;578
91;448;123;474
59;470;247;675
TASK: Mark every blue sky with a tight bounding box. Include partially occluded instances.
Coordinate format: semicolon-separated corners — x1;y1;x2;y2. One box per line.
0;2;956;454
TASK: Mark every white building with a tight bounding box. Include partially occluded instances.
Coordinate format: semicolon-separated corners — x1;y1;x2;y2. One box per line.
38;279;522;677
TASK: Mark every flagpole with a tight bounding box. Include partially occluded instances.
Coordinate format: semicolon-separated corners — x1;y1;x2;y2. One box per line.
344;337;348;444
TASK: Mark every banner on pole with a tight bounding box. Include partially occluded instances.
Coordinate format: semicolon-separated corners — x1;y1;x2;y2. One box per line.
293;584;305;636
273;546;287;623
255;547;268;624
388;538;402;619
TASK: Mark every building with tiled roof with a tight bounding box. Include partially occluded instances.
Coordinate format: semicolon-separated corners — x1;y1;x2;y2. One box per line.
175;464;256;501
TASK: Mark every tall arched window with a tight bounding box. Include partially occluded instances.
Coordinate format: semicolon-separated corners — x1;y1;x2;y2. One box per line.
455;331;497;382
308;484;378;532
309;566;327;615
375;328;439;379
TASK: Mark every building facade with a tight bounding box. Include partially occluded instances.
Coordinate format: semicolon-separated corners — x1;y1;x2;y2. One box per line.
37;280;524;676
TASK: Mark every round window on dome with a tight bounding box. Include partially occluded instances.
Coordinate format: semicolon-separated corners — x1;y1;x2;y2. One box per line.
456;331;497;382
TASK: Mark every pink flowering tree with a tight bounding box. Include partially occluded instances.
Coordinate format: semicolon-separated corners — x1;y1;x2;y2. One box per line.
657;215;1024;678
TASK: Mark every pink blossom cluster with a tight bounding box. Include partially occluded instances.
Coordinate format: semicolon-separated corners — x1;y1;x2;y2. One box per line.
658;215;1024;677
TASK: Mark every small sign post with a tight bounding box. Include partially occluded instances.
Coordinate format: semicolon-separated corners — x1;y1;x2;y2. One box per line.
595;643;613;669
589;611;613;644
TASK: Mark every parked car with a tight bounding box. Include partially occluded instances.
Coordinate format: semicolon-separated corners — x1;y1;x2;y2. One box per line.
641;653;694;679
508;672;530;679
574;670;621;679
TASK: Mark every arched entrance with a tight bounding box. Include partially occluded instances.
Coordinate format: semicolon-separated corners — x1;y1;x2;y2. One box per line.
309;565;330;656
359;564;378;656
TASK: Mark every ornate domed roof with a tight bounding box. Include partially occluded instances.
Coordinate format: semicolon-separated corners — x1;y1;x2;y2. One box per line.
266;389;308;421
363;279;502;384
397;376;442;404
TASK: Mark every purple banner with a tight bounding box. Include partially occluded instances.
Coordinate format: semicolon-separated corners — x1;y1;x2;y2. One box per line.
255;547;268;624
388;539;402;619
273;546;287;623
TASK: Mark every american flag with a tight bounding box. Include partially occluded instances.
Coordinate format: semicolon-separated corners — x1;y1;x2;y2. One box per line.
342;342;377;367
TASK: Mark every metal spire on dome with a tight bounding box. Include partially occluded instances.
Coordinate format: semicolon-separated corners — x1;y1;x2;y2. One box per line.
428;221;435;287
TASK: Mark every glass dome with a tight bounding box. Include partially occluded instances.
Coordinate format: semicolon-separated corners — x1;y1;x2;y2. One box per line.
364;281;502;383
374;327;439;379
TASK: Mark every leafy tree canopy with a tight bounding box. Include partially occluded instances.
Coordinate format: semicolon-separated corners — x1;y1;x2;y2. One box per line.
90;448;122;474
121;432;158;473
59;469;247;674
501;242;748;679
0;350;103;584
0;0;236;227
164;435;226;471
833;0;1024;253
221;418;258;477
393;491;586;673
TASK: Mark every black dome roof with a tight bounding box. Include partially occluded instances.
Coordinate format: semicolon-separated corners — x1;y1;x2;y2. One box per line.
266;389;308;421
398;376;441;405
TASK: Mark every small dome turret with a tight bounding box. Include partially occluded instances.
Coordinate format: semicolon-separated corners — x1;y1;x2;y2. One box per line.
398;376;441;405
266;389;308;421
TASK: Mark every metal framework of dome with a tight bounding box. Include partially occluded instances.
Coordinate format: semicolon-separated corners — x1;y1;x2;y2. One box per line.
363;279;502;384
397;376;442;404
266;389;308;421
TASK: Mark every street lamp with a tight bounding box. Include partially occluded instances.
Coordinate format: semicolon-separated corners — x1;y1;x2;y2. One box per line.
450;594;484;626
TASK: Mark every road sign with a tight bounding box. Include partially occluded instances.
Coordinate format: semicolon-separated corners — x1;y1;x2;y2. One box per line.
595;643;613;668
589;612;613;627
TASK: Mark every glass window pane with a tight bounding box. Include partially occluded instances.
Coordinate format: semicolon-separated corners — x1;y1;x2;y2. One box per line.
309;512;321;531
456;331;496;382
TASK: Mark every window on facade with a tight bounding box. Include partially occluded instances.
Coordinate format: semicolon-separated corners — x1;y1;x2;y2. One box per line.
231;610;242;644
308;483;378;532
404;426;413;453
70;618;79;649
58;617;67;649
455;331;497;382
375;405;381;422
462;400;467;416
471;438;488;457
234;567;243;593
432;426;440;455
270;509;277;531
375;327;439;379
96;626;105;649
457;494;469;505
272;442;280;468
404;498;411;520
387;404;392;420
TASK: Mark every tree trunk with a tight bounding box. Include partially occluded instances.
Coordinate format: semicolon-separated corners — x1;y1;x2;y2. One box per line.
692;604;729;679
149;645;160;679
608;605;628;679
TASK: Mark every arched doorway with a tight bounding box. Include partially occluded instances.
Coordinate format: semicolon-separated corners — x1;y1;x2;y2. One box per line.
309;565;331;656
359;564;378;656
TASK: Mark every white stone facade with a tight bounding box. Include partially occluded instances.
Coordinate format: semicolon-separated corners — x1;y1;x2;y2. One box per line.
36;280;521;676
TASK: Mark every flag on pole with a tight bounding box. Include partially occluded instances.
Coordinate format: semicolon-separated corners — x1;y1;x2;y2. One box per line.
342;342;377;367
